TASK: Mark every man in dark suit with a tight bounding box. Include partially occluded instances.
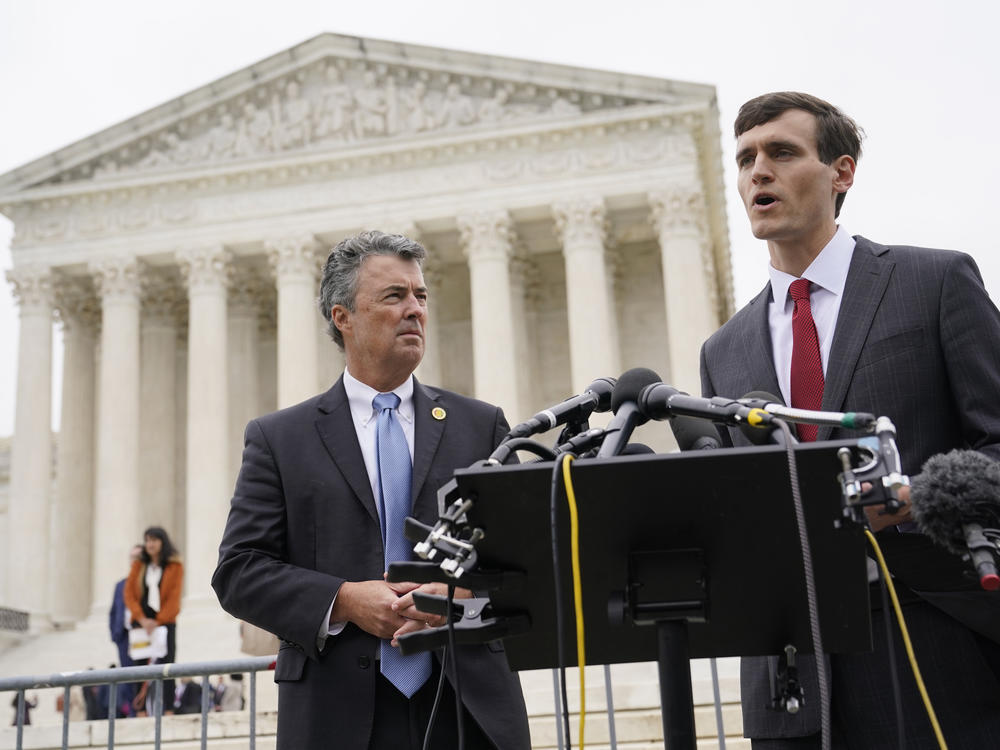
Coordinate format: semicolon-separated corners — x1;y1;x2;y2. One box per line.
701;92;1000;748
213;231;529;750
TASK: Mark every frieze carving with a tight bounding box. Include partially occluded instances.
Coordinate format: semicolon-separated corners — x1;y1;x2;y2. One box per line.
90;256;143;301
7;265;54;310
58;61;633;184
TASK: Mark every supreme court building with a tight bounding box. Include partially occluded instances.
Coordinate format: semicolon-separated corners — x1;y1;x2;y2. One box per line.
0;33;732;655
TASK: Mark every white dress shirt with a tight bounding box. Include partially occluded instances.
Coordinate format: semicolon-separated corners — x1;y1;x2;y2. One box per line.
768;226;856;406
318;370;417;647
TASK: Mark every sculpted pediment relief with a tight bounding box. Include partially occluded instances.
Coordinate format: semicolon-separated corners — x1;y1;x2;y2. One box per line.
43;59;670;188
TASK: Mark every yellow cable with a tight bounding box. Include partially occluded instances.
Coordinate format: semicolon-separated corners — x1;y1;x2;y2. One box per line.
562;454;586;748
864;529;949;750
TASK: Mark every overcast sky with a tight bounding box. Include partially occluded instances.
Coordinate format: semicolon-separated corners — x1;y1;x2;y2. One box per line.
1;0;998;435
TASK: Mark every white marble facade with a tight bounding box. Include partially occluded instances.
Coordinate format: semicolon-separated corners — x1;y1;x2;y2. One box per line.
0;33;732;630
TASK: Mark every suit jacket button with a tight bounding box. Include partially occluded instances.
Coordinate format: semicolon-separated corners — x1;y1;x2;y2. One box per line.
358;656;371;669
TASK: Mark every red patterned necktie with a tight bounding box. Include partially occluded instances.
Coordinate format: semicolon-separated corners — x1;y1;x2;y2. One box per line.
789;278;824;442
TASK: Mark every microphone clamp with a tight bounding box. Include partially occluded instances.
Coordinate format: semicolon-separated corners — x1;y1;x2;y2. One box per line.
836;416;909;523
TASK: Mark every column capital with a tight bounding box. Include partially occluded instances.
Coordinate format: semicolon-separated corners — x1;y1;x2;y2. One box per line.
552;196;607;247
228;267;268;315
90;256;143;302
177;245;233;293
265;233;321;279
7;265;54;310
458;210;516;263
648;186;708;237
53;274;100;332
140;271;185;324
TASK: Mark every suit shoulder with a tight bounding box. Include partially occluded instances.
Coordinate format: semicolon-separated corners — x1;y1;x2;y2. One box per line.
856;236;974;269
703;289;766;353
250;392;328;432
421;384;502;418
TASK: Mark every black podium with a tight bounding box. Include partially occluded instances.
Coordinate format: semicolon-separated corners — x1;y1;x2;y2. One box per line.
451;440;873;747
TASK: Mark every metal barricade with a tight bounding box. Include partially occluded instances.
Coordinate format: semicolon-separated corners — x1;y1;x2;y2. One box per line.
0;655;276;750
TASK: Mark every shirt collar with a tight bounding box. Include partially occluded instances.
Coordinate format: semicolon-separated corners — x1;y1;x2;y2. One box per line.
343;369;415;426
768;226;856;306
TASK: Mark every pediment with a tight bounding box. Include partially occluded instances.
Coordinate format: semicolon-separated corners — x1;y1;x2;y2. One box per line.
0;33;716;194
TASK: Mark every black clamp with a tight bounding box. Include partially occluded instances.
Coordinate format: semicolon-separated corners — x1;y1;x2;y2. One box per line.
395;593;531;655
770;644;804;714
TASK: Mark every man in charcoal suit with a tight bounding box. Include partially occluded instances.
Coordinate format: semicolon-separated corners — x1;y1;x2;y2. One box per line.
213;231;529;750
700;92;1000;748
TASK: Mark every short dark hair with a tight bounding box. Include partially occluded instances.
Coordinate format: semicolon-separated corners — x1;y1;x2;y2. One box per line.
735;92;864;217
317;231;427;350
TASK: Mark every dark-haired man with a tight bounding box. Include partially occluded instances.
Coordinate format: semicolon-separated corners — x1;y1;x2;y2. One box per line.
213;231;529;749
701;92;1000;747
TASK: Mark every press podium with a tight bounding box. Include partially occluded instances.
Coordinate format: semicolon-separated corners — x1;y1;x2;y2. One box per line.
450;440;873;749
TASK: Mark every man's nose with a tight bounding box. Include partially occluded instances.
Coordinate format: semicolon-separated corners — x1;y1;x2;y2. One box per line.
751;155;773;183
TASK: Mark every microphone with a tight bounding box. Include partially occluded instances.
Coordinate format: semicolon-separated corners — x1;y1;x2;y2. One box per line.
597;368;661;458
639;383;773;430
739;391;796;446
670;415;722;451
736;395;877;432
910;449;1000;591
505;376;616;440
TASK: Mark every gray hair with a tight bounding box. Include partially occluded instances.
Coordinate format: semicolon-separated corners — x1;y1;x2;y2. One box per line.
318;230;427;349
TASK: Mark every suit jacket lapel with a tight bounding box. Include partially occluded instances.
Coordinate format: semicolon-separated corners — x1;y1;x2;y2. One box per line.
742;284;783;400
314;376;379;524
817;237;894;441
411;379;445;504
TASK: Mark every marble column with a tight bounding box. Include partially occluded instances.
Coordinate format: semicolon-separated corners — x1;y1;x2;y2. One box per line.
650;187;718;395
89;257;142;613
228;268;263;481
458;210;522;418
553;197;621;394
414;253;443;387
267;234;320;408
258;307;278;417
177;245;231;607
5;266;54;623
139;274;181;534
49;276;100;624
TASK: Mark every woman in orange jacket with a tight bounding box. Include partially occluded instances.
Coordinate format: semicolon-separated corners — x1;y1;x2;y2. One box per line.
124;526;183;714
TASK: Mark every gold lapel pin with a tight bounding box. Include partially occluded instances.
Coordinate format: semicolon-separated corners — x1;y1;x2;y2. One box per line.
431;407;447;421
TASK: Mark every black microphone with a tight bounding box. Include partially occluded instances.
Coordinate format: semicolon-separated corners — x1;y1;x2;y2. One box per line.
910;449;1000;591
670;415;722;451
597;368;661;458
739;391;796;446
638;383;774;429
505;376;616;440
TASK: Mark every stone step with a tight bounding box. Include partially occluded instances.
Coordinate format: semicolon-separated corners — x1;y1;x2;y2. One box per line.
1;707;748;750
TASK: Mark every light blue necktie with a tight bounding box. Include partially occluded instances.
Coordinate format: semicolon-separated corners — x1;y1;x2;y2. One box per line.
373;392;432;697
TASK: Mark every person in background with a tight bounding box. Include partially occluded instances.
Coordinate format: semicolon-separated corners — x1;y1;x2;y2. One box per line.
110;544;143;715
124;526;183;714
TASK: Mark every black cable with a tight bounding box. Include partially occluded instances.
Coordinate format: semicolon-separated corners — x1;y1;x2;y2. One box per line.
874;550;906;750
421;635;449;750
492;437;557;464
550;453;572;750
777;418;830;750
446;585;464;750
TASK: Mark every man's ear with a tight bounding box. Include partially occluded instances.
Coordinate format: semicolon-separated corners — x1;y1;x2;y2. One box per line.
832;154;856;195
331;305;350;337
